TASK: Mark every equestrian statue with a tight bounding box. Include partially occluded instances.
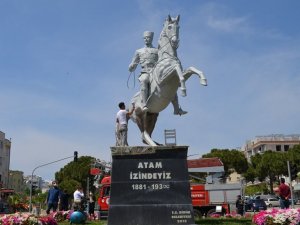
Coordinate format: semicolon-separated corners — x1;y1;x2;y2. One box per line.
129;15;207;146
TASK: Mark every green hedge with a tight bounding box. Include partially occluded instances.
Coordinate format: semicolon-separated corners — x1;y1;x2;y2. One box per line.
245;182;269;195
195;218;253;225
59;218;254;225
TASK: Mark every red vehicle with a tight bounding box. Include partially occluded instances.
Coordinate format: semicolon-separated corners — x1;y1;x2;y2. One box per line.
190;183;235;219
97;176;111;219
97;176;239;220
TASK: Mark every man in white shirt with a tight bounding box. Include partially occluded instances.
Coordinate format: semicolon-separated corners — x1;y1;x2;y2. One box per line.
116;102;135;146
73;186;84;211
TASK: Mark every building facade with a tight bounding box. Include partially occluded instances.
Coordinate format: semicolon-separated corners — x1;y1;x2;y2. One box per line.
23;175;43;191
8;170;24;193
226;171;242;183
0;131;11;188
243;134;300;161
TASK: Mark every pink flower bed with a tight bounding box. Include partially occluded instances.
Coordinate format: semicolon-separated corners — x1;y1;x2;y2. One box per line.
0;212;57;225
0;211;75;225
253;208;300;225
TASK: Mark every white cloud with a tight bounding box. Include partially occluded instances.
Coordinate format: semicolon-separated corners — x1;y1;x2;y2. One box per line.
10;128;78;179
9;126;114;180
207;16;248;33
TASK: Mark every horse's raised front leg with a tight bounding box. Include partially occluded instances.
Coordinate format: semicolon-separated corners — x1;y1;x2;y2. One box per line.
182;66;207;86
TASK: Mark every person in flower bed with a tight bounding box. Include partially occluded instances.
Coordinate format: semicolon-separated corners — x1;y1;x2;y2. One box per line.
46;181;61;214
279;177;291;209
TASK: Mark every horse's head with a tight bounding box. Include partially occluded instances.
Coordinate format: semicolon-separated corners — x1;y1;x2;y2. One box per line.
158;15;180;54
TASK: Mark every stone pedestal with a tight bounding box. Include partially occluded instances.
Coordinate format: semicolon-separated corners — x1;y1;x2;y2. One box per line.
108;146;195;225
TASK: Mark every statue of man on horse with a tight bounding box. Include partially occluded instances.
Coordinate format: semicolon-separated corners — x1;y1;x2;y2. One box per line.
129;31;187;115
126;15;207;146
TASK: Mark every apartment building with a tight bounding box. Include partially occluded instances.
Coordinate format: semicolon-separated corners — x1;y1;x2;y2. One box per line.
242;134;300;161
0;131;11;188
8;170;24;193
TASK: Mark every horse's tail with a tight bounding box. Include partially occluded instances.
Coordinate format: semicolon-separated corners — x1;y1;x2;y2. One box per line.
130;92;142;124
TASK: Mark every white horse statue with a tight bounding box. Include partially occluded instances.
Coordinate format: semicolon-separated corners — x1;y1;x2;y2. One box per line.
130;15;207;146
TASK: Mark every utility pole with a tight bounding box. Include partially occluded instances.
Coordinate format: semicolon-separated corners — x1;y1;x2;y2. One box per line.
287;161;295;208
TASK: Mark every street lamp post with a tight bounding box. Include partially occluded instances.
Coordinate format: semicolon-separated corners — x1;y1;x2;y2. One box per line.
287;161;295;208
29;154;77;212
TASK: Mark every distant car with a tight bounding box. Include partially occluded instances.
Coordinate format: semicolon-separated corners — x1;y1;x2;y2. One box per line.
243;196;250;202
254;194;278;201
265;198;280;207
245;199;267;212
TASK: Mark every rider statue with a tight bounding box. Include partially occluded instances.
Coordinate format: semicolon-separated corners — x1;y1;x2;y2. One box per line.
129;31;187;115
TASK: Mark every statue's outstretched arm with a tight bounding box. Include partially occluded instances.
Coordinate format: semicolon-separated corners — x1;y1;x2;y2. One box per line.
129;51;140;72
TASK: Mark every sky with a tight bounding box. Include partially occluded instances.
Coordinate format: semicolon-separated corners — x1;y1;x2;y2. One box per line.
1;0;300;180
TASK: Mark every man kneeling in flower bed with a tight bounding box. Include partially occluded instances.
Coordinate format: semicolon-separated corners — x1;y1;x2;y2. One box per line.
252;208;300;225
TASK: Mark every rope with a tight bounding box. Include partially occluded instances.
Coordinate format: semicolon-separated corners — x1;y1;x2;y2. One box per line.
127;71;136;89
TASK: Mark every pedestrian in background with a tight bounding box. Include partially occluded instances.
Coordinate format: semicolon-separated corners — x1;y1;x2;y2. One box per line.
235;195;244;216
59;189;70;211
73;186;84;211
88;192;96;220
46;181;61;214
279;178;291;209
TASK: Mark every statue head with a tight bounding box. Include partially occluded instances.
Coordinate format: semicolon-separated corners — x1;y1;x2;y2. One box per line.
143;31;154;47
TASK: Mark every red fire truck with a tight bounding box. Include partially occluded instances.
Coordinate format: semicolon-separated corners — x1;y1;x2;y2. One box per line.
190;182;241;218
97;176;110;219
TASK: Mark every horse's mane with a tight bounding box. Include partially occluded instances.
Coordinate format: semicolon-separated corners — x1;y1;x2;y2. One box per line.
157;26;166;50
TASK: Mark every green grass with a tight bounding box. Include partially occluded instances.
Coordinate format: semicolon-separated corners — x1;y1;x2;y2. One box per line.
59;221;107;225
58;218;254;225
195;218;254;225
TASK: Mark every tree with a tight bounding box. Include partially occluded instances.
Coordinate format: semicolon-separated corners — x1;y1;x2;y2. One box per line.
253;151;287;194
202;148;249;177
245;183;269;196
287;145;300;167
55;156;95;195
287;145;300;181
243;166;256;183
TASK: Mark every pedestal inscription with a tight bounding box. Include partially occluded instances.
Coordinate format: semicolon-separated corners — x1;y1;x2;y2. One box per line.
108;146;195;225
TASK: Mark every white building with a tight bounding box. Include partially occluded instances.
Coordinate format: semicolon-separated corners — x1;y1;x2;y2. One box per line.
24;175;43;190
242;134;300;161
0;131;11;188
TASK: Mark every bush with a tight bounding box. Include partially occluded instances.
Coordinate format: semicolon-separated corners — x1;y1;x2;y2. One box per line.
195;218;253;225
245;182;269;196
